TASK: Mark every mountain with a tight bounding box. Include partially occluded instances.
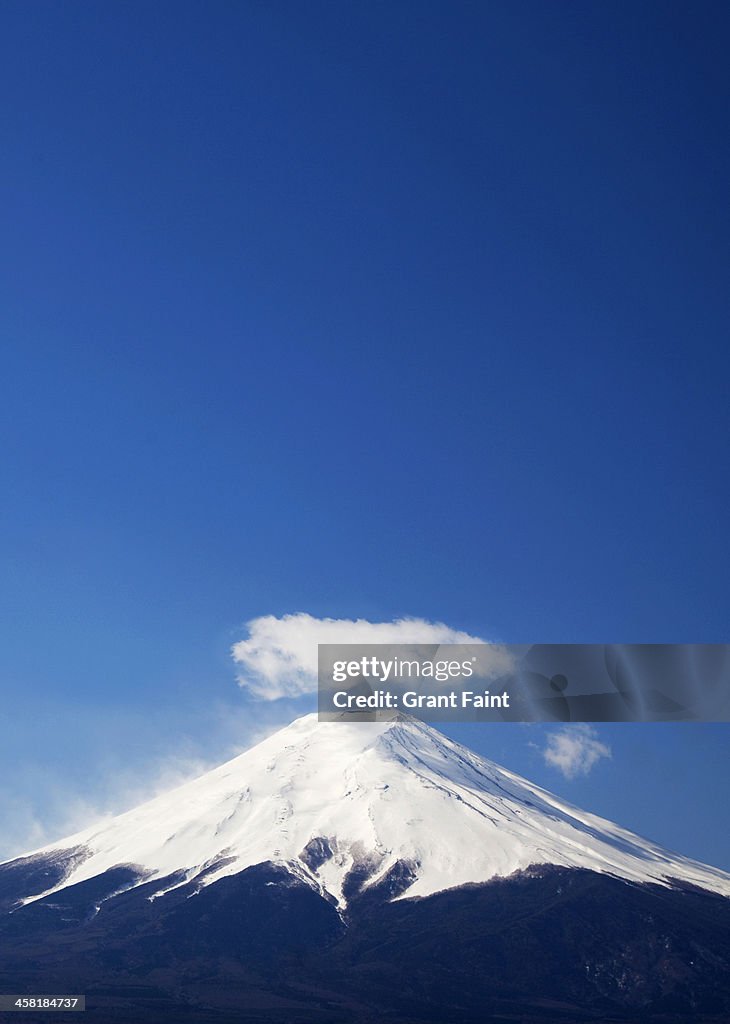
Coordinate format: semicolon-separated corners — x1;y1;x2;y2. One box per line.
9;713;730;907
1;714;729;1023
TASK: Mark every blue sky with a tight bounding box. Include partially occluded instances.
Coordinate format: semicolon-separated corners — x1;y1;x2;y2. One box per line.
1;3;728;868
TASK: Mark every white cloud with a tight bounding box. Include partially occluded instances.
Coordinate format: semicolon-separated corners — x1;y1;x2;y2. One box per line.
232;612;508;700
0;706;288;863
0;752;216;863
542;724;611;779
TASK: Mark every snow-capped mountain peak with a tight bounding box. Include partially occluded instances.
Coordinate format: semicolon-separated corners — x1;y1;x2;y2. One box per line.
14;713;730;908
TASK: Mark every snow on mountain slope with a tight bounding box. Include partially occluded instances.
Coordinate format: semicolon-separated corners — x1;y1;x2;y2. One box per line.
12;714;730;908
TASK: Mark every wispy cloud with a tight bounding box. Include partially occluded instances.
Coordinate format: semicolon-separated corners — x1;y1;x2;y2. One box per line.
0;751;218;863
231;612;502;700
0;704;287;863
542;724;611;779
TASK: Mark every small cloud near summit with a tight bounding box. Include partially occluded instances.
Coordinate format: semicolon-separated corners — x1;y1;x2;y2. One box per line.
542;724;611;779
231;612;504;701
